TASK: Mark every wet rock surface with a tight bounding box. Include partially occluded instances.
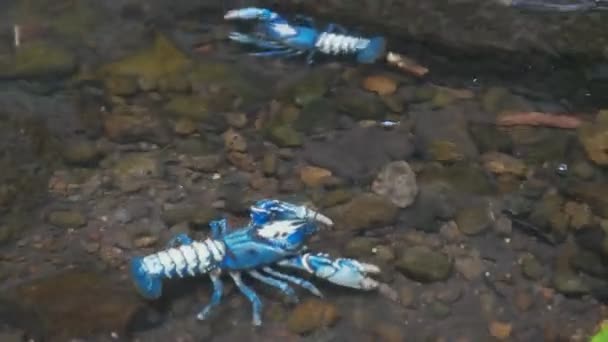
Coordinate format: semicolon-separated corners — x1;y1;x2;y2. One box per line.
1;270;149;341
302;126;414;182
0;1;605;341
264;0;608;63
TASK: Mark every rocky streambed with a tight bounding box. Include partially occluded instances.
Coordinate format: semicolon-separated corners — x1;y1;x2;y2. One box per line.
0;0;607;341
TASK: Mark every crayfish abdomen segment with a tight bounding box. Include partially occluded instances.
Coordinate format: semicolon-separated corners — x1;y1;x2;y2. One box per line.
130;239;226;299
130;256;163;300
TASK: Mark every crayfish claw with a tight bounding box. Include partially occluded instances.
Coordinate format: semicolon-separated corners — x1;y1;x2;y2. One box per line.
278;253;381;291
224;7;278;21
358;262;382;274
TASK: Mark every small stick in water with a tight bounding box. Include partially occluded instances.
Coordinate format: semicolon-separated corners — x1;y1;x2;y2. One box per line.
14;25;20;48
385;52;429;77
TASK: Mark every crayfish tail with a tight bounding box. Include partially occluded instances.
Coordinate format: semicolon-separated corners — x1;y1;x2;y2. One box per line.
356;36;386;64
130;256;163;300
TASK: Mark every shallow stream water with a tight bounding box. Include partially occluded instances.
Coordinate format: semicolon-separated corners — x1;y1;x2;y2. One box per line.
0;1;607;341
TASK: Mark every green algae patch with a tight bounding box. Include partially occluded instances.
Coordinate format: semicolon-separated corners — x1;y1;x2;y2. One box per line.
164;95;210;121
99;33;192;83
0;42;76;79
592;322;608;342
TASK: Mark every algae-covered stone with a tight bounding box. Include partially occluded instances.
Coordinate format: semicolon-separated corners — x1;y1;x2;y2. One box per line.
287;299;340;335
0;215;28;244
481;87;534;114
99;33;191;87
427;140;466;162
103;75;139;96
11;270;145;340
417;162;494;196
396;246;453;282
266;124;303;147
413;109;479;162
187;62;266;107
520;253;544;280
280;70;331;107
565;181;608;218
334;88;387;120
326;193;399;231
164;95;210;121
312;188;354;208
455;205;492;236
344;237;381;259
578;120;608;166
61;139;102;166
526;192;569;242
0;42;76;79
553;271;589;296
47;210;87;229
481;152;527;177
103;112;170;144
111;153;163;192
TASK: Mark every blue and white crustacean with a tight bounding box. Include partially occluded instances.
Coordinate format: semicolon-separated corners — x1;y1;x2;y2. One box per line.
223;7;387;65
130;199;381;326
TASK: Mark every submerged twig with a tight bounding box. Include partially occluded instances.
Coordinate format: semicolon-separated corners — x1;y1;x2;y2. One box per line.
13;24;20;48
496;111;583;129
385;52;429;77
502;211;557;245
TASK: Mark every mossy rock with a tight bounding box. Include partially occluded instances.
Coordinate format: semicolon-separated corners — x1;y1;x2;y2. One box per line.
283;71;331;107
265;124;303;147
188;62;266;107
417;162;495;196
98;33;192;84
0;42;76;79
294;98;338;134
164;95;210;121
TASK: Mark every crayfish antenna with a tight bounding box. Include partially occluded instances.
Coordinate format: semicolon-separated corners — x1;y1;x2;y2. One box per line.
130;257;163;300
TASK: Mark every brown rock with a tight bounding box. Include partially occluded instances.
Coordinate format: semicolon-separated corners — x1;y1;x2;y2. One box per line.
481;151;527;177
372;322;406;342
299;165;332;188
563;201;592;230
13;270;143;340
181;154;222;173
286;299;340;335
223;128;247;152
226;151;256;171
47;210;87;229
454;254;484;281
362;75;398;96
326;193;399;231
514;289;535;312
578;120;608;165
262;152;278;176
489;321;512;340
103;112;167;144
226;112;248;128
174;118;198;135
112;153;164;192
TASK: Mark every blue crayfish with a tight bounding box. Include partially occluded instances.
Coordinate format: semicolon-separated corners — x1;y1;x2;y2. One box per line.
223;7;387;65
130;199;381;326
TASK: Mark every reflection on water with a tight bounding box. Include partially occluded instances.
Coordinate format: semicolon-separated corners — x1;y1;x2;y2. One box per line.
0;0;606;341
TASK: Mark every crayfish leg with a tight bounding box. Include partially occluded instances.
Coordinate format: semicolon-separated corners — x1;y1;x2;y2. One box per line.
262;266;323;297
196;269;224;321
248;270;299;303
229;271;263;326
